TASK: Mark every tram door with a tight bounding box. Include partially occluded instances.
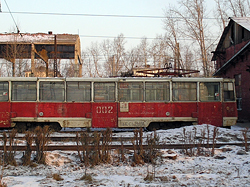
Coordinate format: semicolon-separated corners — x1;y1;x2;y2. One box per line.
0;82;11;128
92;82;118;128
0;103;11;128
198;102;223;126
198;82;223;126
92;103;118;128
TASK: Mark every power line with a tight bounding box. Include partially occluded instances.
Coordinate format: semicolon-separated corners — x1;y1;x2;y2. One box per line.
79;35;218;41
3;1;21;34
80;35;157;40
1;11;165;19
1;11;218;20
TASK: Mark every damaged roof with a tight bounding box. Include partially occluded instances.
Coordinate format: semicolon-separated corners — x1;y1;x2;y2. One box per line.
0;32;79;44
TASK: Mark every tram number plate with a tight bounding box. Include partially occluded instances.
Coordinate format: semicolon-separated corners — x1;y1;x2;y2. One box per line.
96;106;113;114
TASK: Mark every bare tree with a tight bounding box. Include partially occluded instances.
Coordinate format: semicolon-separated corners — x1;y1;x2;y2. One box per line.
214;0;250;30
138;37;149;67
102;39;114;77
82;50;94;77
150;35;169;68
15;59;29;77
165;0;213;77
182;45;196;70
214;0;228;30
163;9;187;71
123;45;146;73
82;42;103;77
61;59;75;77
112;34;126;76
101;34;126;77
90;42;103;77
3;34;29;77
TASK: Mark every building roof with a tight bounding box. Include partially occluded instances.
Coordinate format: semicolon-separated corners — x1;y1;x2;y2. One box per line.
212;17;250;61
212;17;250;76
231;17;250;32
0;32;79;44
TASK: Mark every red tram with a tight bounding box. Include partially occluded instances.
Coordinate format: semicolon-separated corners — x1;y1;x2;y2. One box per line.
0;77;237;131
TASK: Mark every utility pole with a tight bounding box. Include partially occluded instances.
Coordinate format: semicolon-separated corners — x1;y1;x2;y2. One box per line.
54;34;57;77
176;43;180;76
174;43;180;77
111;55;115;77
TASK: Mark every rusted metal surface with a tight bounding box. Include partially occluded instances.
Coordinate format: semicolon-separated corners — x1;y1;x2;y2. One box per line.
122;67;200;77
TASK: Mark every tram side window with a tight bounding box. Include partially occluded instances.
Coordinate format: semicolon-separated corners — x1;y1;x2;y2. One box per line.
173;82;197;101
200;82;220;101
94;82;115;102
66;81;91;102
223;82;235;101
12;81;37;101
0;82;8;101
145;82;170;101
39;81;65;101
118;82;143;102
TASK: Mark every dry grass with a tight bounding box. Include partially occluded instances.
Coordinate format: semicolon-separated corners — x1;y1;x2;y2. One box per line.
22;131;34;166
242;128;249;152
52;173;64;181
0;182;7;187
182;125;219;157
80;174;93;182
3;130;17;166
76;128;113;167
144;174;154;181
34;126;51;164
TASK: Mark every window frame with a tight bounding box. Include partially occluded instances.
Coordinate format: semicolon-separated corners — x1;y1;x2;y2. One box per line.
94;82;115;102
199;82;221;102
66;81;91;102
172;82;197;101
0;81;9;102
11;81;37;101
39;81;65;102
118;82;143;102
145;81;170;102
223;82;235;102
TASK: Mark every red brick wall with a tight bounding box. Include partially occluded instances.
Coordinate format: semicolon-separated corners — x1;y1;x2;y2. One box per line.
225;40;250;62
219;49;250;121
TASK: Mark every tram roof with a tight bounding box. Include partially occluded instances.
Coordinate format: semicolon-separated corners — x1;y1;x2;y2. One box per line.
0;77;232;82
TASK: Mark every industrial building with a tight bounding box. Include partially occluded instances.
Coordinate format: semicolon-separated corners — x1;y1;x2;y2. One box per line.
0;32;82;77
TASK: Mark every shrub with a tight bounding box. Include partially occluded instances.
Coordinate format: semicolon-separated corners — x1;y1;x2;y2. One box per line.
3;130;17;166
34;126;51;164
242;128;249;152
22;131;34;166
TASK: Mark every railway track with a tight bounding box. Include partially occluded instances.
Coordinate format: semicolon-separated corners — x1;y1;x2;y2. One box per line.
0;136;135;142
0;142;249;151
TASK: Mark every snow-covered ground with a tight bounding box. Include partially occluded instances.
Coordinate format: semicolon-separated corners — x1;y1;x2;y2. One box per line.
1;124;250;187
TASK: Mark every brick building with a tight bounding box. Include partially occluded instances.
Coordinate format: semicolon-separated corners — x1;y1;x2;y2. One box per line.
212;17;250;122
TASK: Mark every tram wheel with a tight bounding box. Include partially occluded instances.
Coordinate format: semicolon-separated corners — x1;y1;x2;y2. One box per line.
50;123;62;132
15;123;27;133
147;123;160;131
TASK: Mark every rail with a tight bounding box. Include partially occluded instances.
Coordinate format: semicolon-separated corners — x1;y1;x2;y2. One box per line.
0;142;249;151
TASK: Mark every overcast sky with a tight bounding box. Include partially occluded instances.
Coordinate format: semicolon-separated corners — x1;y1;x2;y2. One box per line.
0;0;217;49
